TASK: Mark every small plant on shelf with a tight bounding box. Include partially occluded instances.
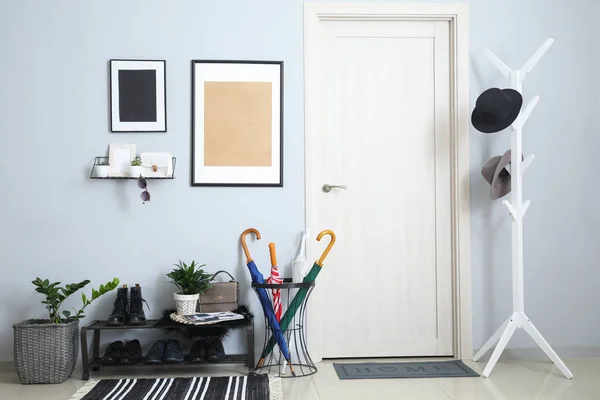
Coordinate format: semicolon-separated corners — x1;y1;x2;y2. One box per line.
167;261;212;315
168;260;212;294
95;160;110;177
130;157;143;177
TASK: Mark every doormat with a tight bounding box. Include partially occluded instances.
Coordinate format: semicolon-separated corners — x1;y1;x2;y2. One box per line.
69;375;282;400
333;360;479;379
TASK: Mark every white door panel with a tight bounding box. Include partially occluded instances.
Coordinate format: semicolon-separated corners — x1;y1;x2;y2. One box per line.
309;19;453;358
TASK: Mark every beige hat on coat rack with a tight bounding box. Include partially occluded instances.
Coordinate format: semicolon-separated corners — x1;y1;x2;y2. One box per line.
481;149;523;200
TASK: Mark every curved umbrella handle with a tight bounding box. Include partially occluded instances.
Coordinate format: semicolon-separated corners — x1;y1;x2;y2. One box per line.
241;228;261;262
316;230;336;266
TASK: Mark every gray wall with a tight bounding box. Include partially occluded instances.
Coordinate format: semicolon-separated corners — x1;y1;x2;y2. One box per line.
0;0;597;361
468;0;600;350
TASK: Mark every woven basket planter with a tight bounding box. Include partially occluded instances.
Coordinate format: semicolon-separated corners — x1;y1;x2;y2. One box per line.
13;319;79;384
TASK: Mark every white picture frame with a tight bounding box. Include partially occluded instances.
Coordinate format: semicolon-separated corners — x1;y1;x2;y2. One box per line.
110;59;167;132
108;144;136;177
191;60;283;187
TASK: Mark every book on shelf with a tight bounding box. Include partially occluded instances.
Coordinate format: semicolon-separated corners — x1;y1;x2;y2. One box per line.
183;311;244;324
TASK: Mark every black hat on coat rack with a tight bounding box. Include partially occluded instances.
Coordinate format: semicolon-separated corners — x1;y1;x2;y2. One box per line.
471;88;523;133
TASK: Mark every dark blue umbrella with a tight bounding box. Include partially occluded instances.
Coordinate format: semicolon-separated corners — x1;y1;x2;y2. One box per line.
241;228;295;375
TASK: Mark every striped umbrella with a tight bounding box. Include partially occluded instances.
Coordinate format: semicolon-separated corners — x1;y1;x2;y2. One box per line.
267;243;282;321
257;230;336;368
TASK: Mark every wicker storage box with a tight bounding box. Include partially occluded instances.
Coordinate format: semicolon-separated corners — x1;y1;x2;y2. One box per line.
13;319;79;384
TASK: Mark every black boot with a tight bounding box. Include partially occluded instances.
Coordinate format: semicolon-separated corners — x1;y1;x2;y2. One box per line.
128;284;148;326
107;285;128;326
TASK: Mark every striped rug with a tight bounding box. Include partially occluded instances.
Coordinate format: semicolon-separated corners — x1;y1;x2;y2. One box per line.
69;375;281;400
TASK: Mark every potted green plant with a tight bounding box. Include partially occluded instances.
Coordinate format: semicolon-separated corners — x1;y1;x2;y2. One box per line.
13;277;119;384
167;261;212;315
129;157;143;177
95;161;110;178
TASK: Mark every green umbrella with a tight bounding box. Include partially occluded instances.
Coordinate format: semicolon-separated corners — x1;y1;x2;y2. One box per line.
256;230;336;369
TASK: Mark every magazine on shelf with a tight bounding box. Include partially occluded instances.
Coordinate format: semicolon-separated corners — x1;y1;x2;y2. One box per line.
183;311;244;324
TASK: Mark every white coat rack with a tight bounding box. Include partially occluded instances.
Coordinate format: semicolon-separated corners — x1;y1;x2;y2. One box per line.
473;39;573;379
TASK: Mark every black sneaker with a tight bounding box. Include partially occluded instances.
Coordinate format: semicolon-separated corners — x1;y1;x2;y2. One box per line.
145;340;166;364
188;339;207;363
163;339;184;363
101;341;124;365
120;339;142;364
205;337;226;361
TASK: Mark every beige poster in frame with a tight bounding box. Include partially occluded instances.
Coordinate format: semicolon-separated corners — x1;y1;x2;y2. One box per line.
191;60;283;187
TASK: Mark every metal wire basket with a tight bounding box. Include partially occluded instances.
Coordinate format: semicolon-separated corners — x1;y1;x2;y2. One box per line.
252;280;317;378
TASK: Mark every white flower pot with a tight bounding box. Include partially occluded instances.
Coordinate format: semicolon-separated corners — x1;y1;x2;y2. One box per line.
95;165;109;178
174;293;199;315
129;166;144;178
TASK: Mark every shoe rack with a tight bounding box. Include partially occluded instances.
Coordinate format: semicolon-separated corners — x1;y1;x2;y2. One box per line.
80;318;254;380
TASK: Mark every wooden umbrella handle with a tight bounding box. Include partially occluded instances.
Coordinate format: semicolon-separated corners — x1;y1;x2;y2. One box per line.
241;228;261;262
317;230;336;266
269;243;277;267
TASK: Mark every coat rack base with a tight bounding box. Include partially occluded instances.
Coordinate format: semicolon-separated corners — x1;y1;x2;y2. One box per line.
473;311;573;379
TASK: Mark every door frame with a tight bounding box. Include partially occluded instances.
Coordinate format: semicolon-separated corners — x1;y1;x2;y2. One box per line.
304;2;472;360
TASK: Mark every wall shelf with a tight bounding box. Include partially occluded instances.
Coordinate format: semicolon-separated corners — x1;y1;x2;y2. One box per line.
90;156;176;179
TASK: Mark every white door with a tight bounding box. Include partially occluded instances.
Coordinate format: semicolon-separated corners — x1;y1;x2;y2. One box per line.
306;18;453;357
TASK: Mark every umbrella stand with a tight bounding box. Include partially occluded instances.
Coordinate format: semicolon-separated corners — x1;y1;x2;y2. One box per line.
252;279;317;378
256;230;336;369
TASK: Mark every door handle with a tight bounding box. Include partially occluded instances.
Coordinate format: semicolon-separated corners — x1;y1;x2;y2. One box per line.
322;184;347;193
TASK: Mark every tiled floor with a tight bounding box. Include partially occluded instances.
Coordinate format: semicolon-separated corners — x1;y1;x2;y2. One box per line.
0;357;597;399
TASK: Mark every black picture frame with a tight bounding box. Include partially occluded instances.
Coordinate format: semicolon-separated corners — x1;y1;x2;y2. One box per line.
190;60;284;187
109;59;167;133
